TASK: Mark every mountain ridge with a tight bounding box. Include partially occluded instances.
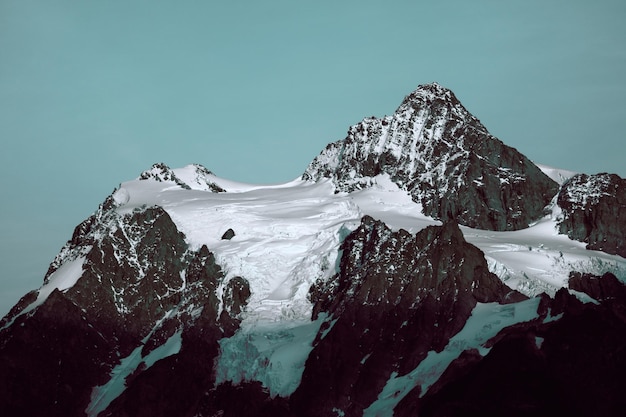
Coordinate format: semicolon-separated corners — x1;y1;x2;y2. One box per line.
1;83;625;416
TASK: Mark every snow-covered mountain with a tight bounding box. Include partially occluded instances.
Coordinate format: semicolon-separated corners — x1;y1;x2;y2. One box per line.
1;84;625;417
303;83;559;231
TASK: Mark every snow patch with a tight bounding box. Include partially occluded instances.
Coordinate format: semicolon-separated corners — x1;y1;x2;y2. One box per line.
112;187;130;205
463;211;626;297
1;257;86;330
536;163;578;185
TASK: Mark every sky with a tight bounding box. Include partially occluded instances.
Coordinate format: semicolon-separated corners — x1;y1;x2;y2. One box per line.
1;0;625;317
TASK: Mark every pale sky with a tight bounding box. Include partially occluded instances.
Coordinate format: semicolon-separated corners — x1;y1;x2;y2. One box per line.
1;0;625;316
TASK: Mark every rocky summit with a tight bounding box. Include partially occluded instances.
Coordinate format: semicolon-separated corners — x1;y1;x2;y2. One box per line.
1;84;625;417
303;83;559;231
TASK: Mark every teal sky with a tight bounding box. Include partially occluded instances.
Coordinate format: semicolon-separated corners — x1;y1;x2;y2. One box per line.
1;0;625;316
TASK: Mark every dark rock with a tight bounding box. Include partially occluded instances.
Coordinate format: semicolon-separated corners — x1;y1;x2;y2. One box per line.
568;271;626;322
409;280;626;417
304;83;559;231
139;162;191;189
414;333;561;417
0;204;251;417
568;271;626;302
65;206;189;349
0;289;118;417
102;315;222;417
219;276;251;334
221;228;236;240
557;173;626;257
196;382;291;417
0;290;37;329
44;193;118;280
292;216;524;416
101;250;251;417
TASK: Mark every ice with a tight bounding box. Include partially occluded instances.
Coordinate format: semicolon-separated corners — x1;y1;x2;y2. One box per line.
143;331;182;368
85;344;144;417
106;171;439;396
215;318;323;397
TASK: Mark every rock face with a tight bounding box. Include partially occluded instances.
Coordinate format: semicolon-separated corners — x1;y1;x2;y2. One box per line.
291;216;524;416
557;173;626;257
0;196;250;417
412;273;626;417
303;83;559;231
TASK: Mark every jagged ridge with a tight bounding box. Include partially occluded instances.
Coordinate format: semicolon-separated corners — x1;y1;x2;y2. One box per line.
304;82;559;231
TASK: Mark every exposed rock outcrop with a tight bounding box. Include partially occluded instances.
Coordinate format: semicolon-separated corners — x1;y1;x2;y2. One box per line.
557;173;626;257
139;162;225;192
221;228;236;240
139;162;192;189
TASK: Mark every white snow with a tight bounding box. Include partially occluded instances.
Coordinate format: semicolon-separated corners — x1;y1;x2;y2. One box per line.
112;187;130;205
0;256;86;331
463;204;626;297
536;163;578;185
35;256;86;307
104;171;439;396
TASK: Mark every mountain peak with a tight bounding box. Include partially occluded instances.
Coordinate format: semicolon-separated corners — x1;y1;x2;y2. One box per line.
138;162;225;192
303;83;558;231
403;82;455;103
395;82;464;120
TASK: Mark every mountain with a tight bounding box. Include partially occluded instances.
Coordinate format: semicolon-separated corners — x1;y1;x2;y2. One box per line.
1;84;625;417
303;83;559;231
